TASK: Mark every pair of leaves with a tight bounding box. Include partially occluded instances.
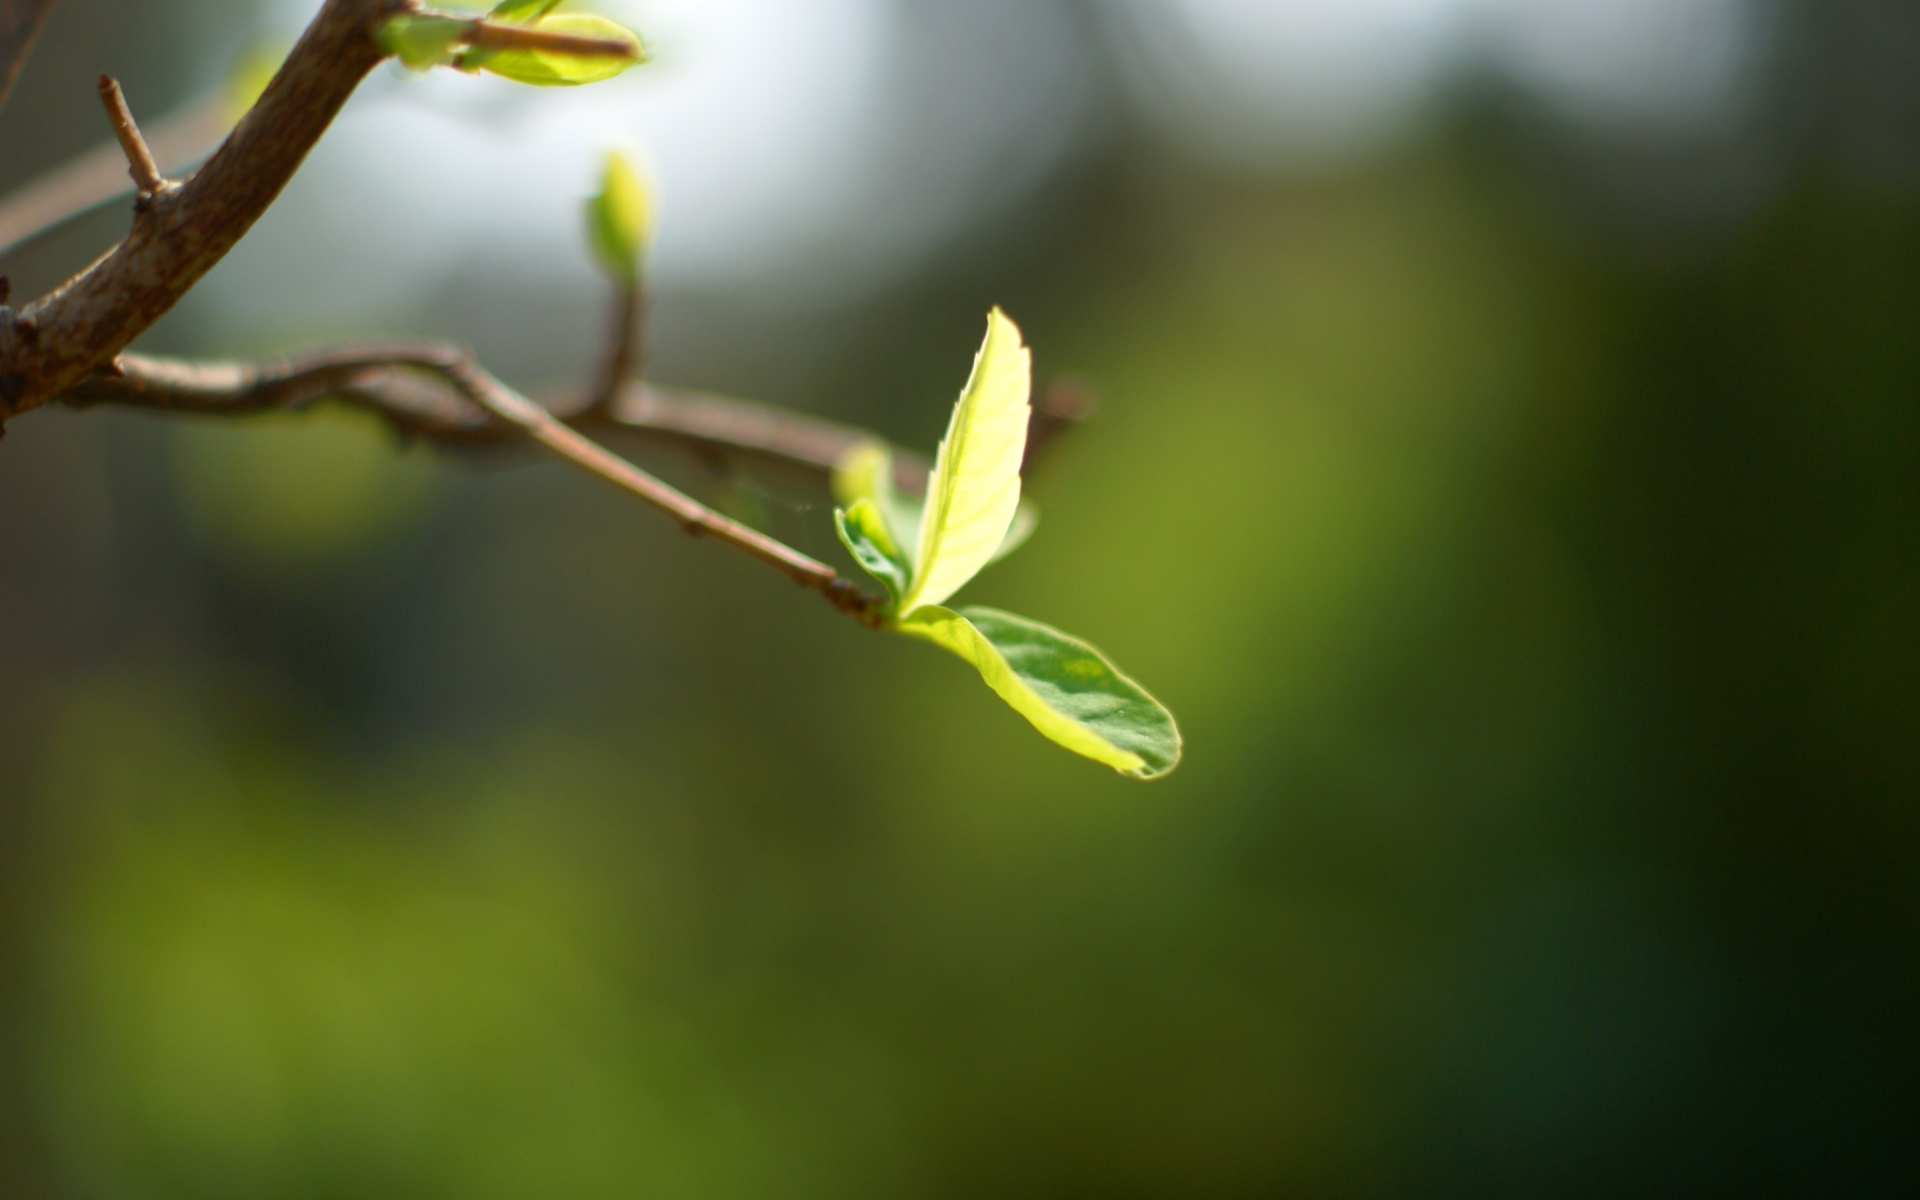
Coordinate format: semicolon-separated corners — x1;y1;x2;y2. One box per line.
834;310;1181;780
378;3;644;87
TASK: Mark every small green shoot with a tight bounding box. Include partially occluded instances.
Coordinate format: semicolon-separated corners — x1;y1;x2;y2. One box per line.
833;310;1182;780
585;151;651;284
376;15;471;69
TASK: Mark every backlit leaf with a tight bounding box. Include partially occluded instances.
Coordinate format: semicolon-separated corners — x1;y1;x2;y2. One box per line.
897;606;1181;779
897;309;1031;614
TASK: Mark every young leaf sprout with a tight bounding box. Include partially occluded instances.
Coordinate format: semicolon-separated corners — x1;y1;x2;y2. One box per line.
833;311;1182;780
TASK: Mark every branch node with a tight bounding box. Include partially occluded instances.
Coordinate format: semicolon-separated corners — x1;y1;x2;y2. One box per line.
823;578;886;629
97;74;169;197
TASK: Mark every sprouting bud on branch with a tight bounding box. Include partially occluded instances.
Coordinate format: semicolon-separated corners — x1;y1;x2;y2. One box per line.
586;150;651;284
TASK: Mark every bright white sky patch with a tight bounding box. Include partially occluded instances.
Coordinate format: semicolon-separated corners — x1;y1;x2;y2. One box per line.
192;0;1766;343
1479;0;1764;137
1103;0;1473;167
1102;0;1765;167
203;0;1092;338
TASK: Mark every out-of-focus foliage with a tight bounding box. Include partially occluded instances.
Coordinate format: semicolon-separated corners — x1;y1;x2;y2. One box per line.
895;309;1031;617
2;0;1919;1197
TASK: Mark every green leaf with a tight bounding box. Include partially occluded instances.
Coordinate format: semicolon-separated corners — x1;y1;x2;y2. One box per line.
585;150;651;282
896;606;1181;779
897;309;1031;614
476;13;644;86
488;0;565;23
376;15;470;70
834;501;910;607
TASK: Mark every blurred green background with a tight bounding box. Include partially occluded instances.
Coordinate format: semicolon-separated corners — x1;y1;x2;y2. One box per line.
3;0;1919;1196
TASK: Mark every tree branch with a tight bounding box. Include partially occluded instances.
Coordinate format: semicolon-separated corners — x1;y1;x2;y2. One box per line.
61;347;887;625
62;344;937;495
441;357;881;623
0;0;411;424
0;0;55;114
62;343;1092;497
61;345;487;432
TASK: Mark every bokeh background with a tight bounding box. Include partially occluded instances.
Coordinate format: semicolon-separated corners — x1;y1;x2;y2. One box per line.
3;0;1919;1195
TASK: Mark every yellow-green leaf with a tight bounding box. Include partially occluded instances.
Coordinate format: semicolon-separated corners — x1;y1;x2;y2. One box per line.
897;606;1181;779
897;309;1031;615
477;13;645;87
586;150;651;282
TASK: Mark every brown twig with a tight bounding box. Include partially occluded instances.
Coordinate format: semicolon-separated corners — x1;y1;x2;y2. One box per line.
441;358;880;622
588;275;642;415
0;89;234;258
465;18;638;61
0;0;407;422
0;0;56;114
96;75;168;196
